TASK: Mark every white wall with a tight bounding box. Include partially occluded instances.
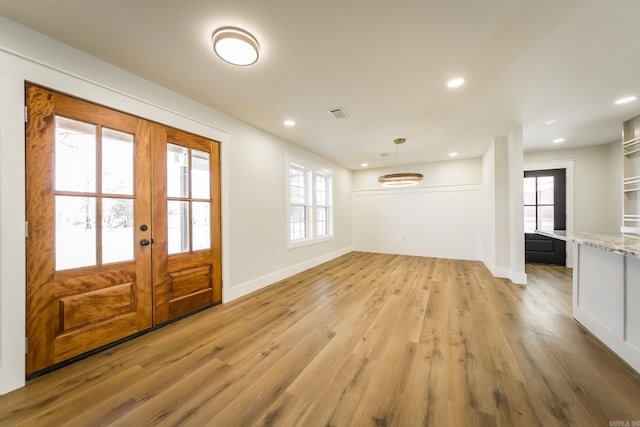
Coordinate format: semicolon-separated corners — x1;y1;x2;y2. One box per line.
352;158;482;260
0;17;352;394
524;142;621;234
481;134;527;284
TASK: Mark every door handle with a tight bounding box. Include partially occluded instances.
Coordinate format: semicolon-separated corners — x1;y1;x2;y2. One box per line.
140;239;151;246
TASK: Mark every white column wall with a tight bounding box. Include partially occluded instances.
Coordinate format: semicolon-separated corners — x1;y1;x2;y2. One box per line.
508;129;526;283
481;132;527;284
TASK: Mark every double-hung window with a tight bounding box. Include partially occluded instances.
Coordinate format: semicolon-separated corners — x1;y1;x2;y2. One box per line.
289;163;311;241
315;172;332;238
287;155;333;247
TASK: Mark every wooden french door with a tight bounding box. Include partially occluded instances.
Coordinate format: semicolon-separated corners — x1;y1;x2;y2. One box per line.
151;125;222;324
25;85;221;375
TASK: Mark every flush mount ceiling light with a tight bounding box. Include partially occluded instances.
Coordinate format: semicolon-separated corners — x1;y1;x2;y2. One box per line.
212;27;260;66
378;138;423;187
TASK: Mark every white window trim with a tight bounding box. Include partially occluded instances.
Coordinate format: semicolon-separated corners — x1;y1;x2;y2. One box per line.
286;153;334;248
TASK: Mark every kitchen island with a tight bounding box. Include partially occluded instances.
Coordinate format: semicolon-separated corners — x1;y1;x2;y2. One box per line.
537;230;640;373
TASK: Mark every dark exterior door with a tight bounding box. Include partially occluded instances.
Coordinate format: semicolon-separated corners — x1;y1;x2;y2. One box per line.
524;169;566;265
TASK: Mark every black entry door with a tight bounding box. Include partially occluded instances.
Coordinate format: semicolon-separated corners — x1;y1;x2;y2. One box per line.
524;169;566;265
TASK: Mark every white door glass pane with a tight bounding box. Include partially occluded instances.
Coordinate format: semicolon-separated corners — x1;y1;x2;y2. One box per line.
192;150;210;199
538;176;554;205
168;200;190;254
56;196;96;270
55;116;96;192
524;206;536;233
523;177;536;205
102;128;134;195
102;198;134;264
167;144;189;198
192;202;211;251
538;206;554;231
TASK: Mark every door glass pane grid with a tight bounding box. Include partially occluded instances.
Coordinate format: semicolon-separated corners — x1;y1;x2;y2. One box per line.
55;196;97;270
55;116;136;270
102;128;134;195
167;144;212;254
523;176;555;233
55;116;97;193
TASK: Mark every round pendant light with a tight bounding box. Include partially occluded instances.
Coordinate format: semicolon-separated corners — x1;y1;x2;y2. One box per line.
378;172;424;187
378;138;424;187
212;27;260;66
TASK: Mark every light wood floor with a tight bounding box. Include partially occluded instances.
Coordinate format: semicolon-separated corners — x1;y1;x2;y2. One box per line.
2;252;639;426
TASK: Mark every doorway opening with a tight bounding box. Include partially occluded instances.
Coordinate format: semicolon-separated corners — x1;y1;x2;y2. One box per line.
524;168;566;265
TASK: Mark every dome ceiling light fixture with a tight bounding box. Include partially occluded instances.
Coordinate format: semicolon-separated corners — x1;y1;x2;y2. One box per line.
378;138;423;187
212;27;260;66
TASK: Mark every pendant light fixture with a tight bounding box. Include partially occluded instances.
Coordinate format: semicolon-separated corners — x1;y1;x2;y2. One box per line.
378;138;423;187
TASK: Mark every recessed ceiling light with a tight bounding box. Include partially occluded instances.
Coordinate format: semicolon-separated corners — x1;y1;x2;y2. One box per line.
553;138;565;144
212;27;260;66
447;77;465;88
449;152;458;157
615;96;637;105
284;120;296;127
361;163;368;168
545;119;557;126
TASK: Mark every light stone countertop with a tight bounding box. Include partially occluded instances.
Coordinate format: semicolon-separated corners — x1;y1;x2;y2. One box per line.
536;230;640;258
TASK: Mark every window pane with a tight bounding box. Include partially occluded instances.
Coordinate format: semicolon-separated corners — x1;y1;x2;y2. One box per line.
289;166;306;204
102;128;134;195
56;196;96;270
524;206;536;233
317;206;327;236
290;205;306;240
168;200;190;254
538;206;554;231
192;202;211;251
538;176;554;205
167;144;189;198
523;177;536;205
316;175;327;206
55;116;96;192
102;198;134;264
192;150;210;199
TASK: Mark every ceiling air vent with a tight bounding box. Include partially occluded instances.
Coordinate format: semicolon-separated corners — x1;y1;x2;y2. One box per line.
327;107;348;119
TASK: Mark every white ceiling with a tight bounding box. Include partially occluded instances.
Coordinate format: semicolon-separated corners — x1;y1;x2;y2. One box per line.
1;0;639;169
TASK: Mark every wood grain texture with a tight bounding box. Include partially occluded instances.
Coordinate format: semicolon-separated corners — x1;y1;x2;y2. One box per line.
6;253;640;426
153;124;222;323
25;84;153;374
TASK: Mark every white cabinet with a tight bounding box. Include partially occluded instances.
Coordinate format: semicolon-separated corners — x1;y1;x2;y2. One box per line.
573;244;640;373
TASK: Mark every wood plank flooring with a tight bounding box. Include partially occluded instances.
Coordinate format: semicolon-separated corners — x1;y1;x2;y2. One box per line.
1;252;640;426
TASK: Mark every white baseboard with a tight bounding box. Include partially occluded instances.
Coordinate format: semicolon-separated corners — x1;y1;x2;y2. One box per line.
483;259;527;285
223;246;354;302
352;245;480;261
509;271;528;285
